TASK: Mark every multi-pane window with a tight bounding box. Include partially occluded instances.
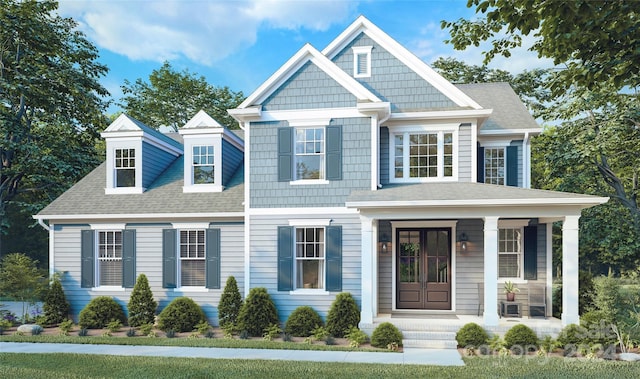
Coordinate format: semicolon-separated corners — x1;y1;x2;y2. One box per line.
179;230;205;287
115;148;136;187
485;148;505;185
192;145;214;184
393;131;454;180
498;228;522;278
295;227;325;289
98;231;122;286
295;128;324;180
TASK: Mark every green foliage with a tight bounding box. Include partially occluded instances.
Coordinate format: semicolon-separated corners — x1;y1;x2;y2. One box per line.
236;287;279;337
78;328;88;337
344;327;368;348
31;325;43;335
580;310;617;345
127;274;157;327
326;292;360;338
0;253;46;304
43;278;70;325
157;297;206;332
370;322;403;349
312;326;330;341
557;324;585;347
455;323;489;348
126;328;136;337
284;306;324;337
0;0;107;237
78;297;126;329
592;275;623;321
165;329;176;338
503;324;539;348
262;324;282;341
107;320;122;333
119;61;244;131
59;319;73;336
139;323;153;336
195;321;211;334
217;276;242;327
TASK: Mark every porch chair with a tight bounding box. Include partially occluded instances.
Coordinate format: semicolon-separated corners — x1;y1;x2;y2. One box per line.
528;283;547;318
477;283;483;316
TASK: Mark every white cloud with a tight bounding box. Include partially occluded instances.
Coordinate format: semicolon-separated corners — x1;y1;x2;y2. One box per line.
57;0;354;66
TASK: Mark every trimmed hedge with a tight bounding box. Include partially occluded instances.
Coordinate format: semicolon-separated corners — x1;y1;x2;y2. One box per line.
455;322;489;348
326;292;360;338
79;296;127;329
284;306;323;337
503;324;538;348
236;287;279;337
157;297;206;332
370;322;403;348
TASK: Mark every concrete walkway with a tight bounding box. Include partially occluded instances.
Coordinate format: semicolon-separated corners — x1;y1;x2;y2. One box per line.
0;342;464;366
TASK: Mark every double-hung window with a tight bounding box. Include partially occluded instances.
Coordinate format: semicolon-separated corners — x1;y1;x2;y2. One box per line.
179;230;206;287
391;127;456;182
295;227;325;289
295;128;325;180
498;228;522;279
484;148;505;185
114;148;136;187
81;228;136;289
192;145;214;184
98;231;122;286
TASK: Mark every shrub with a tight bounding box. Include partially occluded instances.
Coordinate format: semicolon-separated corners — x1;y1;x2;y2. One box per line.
43;278;70;325
165;329;176;338
592;275;623;321
371;322;403;348
236;287;279;337
557;324;585;347
326;292;360;338
78;328;89;337
31;325;43;335
59;319;74;336
263;324;282;340
455;322;489;348
139;323;153;336
580;310;617;345
78;296;126;329
284;306;324;337
107;319;122;333
127;274;157;327
218;276;243;327
157;297;206;332
195;321;211;334
126;328;136;337
503;324;539;349
345;326;368;348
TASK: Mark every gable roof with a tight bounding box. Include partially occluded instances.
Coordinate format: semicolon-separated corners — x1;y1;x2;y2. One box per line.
323;16;482;110
102;114;184;152
456;82;541;134
236;43;381;109
182;109;223;129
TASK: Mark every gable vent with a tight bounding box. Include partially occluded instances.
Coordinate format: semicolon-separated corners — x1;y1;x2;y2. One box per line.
352;46;372;78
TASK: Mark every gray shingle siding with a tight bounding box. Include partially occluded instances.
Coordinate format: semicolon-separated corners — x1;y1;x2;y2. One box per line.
510;140;523;187
54;222;244;325
262;61;355;111
250;213;361;322
331;33;458;112
142;142;177;188
221;139;243;187
250;117;371;208
458;124;472;182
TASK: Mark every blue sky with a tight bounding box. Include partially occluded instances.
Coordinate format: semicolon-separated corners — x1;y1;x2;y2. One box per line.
57;0;551;112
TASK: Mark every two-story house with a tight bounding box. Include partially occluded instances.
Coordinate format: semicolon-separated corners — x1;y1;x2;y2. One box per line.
36;16;607;335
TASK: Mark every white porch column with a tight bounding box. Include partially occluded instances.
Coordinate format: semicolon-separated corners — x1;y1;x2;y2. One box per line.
483;216;500;326
360;215;375;324
562;215;581;326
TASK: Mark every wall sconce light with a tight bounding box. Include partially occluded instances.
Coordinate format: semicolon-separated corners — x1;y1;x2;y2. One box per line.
458;232;468;252
379;232;390;254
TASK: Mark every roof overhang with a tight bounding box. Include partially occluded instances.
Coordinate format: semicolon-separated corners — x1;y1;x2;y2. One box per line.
34;212;244;223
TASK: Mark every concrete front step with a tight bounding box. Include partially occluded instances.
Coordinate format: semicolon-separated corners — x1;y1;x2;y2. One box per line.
402;338;458;349
401;331;458;350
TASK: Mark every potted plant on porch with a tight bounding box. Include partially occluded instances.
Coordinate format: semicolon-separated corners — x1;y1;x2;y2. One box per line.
503;281;520;301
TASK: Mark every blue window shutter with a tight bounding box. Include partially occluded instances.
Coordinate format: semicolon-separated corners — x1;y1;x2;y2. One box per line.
326;125;342;181
277;226;294;291
206;228;221;289
81;230;94;288
122;230;136;288
325;225;342;292
477;144;485;183
506;146;518;186
277;127;293;182
524;226;538;280
162;229;177;288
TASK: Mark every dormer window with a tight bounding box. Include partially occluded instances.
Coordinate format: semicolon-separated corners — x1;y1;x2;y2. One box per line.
352;46;372;78
192;145;214;184
115;148;136;187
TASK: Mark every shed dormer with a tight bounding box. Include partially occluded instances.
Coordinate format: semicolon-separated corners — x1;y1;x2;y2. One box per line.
101;114;183;194
179;110;244;193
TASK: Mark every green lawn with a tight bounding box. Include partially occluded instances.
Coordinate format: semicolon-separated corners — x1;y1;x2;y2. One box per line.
1;353;639;379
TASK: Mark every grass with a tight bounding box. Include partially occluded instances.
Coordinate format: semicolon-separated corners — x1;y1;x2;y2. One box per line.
1;353;639;378
0;334;382;352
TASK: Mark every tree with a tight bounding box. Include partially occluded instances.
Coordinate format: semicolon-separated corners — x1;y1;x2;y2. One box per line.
119;62;245;131
0;0;108;256
127;274;157;327
0;253;46;319
217;275;242;327
43;276;70;325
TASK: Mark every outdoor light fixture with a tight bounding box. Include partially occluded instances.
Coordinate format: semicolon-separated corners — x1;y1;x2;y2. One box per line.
458;232;468;252
379;232;390;254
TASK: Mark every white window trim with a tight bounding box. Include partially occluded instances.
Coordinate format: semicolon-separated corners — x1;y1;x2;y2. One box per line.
182;135;223;193
388;125;459;183
105;139;144;194
291;125;327;184
484;146;506;185
497;224;525;281
176;228;207;289
93;229;124;289
291;225;327;292
352;46;372;78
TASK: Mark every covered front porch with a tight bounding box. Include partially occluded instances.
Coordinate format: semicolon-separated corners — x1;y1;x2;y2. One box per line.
345;182;608;329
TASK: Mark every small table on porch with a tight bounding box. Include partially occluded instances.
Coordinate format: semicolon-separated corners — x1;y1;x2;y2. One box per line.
500;301;522;318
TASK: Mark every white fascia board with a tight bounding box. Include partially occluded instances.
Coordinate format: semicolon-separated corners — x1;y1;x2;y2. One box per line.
179;127;224;136
322;16;482;109
357;102;391;119
102;131;183;156
227;107;262;124
182;110;223;129
346;196;609;209
259;107;367;122
388;109;493;122
141;133;183;156
479;128;542;136
35;212;245;221
101;131;144;139
103;114;142;133
249;207;359;216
